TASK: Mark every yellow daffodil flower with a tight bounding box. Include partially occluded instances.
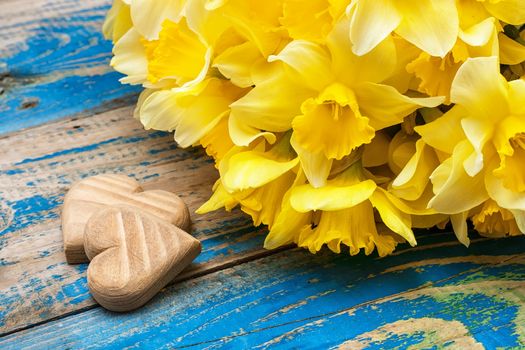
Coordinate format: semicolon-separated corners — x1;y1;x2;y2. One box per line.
139;77;246;148
265;162;418;256
105;0;525;255
231;16;443;187
416;56;525;232
111;17;212;87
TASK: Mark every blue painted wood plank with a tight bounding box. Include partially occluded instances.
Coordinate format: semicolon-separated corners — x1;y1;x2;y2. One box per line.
1;231;523;349
0;0;140;135
1;2;524;348
0;108;268;334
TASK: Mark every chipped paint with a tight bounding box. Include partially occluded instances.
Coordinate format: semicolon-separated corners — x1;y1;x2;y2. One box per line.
1;234;525;348
336;318;484;350
0;0;140;135
0;108;269;335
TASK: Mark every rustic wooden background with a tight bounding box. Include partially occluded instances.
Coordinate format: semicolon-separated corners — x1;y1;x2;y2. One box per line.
1;0;524;348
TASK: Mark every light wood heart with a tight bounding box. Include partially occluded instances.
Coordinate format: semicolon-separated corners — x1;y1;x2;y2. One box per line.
85;206;201;312
62;174;191;263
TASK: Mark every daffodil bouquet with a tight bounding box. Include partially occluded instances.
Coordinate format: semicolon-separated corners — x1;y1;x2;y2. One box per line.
103;0;525;256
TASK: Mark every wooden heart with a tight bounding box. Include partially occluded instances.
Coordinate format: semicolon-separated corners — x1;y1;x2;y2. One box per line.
62;174;191;263
85;206;201;312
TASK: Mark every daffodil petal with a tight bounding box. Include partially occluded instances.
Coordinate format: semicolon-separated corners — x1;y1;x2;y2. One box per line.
347;0;401;56
392;139;425;189
139;90;179;131
429;141;488;214
458;17;495;47
213;41;262;88
392;139;439;201
379;186;437;216
111;28;148;85
460;117;492;176
291;134;333;188
200;116;235;162
196;180;238;213
221;2;284;57
185;0;231;44
265;171;310;249
290;180;376;212
486;158;525;211
130;0;186;40
483;0;525;25
355;82;444;130
103;0;132;43
395;0;458;58
370;189;416;246
451;211;470;247
222;151;299;192
450;56;509;119
388;131;418;174
140;78;244;147
229;66;315;132
508;79;525;115
239;169;297;227
510;209;525;233
499;33;525;65
383;37;422;93
415;106;467;154
228;112;277;146
268;40;333;90
412;213;448;228
133;88;156;120
329;16;397;85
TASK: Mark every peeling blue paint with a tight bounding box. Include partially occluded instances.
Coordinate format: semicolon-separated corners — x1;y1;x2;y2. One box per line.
0;4;140;135
39;250;51;258
1;194;61;236
2;169;25;175
142;174;159;180
1;234;524;349
15;137;123;165
61;277;88;299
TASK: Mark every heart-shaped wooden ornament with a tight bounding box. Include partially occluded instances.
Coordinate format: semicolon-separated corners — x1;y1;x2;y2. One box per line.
62;174;191;263
85;206;201;312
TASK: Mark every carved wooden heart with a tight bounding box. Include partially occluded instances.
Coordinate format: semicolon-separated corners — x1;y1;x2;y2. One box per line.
85;206;201;312
62;174;191;263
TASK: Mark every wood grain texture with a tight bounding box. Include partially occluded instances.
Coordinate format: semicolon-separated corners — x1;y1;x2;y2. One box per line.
2;0;525;347
85;206;201;312
0;107;268;335
0;0;140;135
1;232;524;349
62;174;191;263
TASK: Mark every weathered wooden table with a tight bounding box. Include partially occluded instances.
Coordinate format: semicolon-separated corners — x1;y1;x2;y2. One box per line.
1;1;525;348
